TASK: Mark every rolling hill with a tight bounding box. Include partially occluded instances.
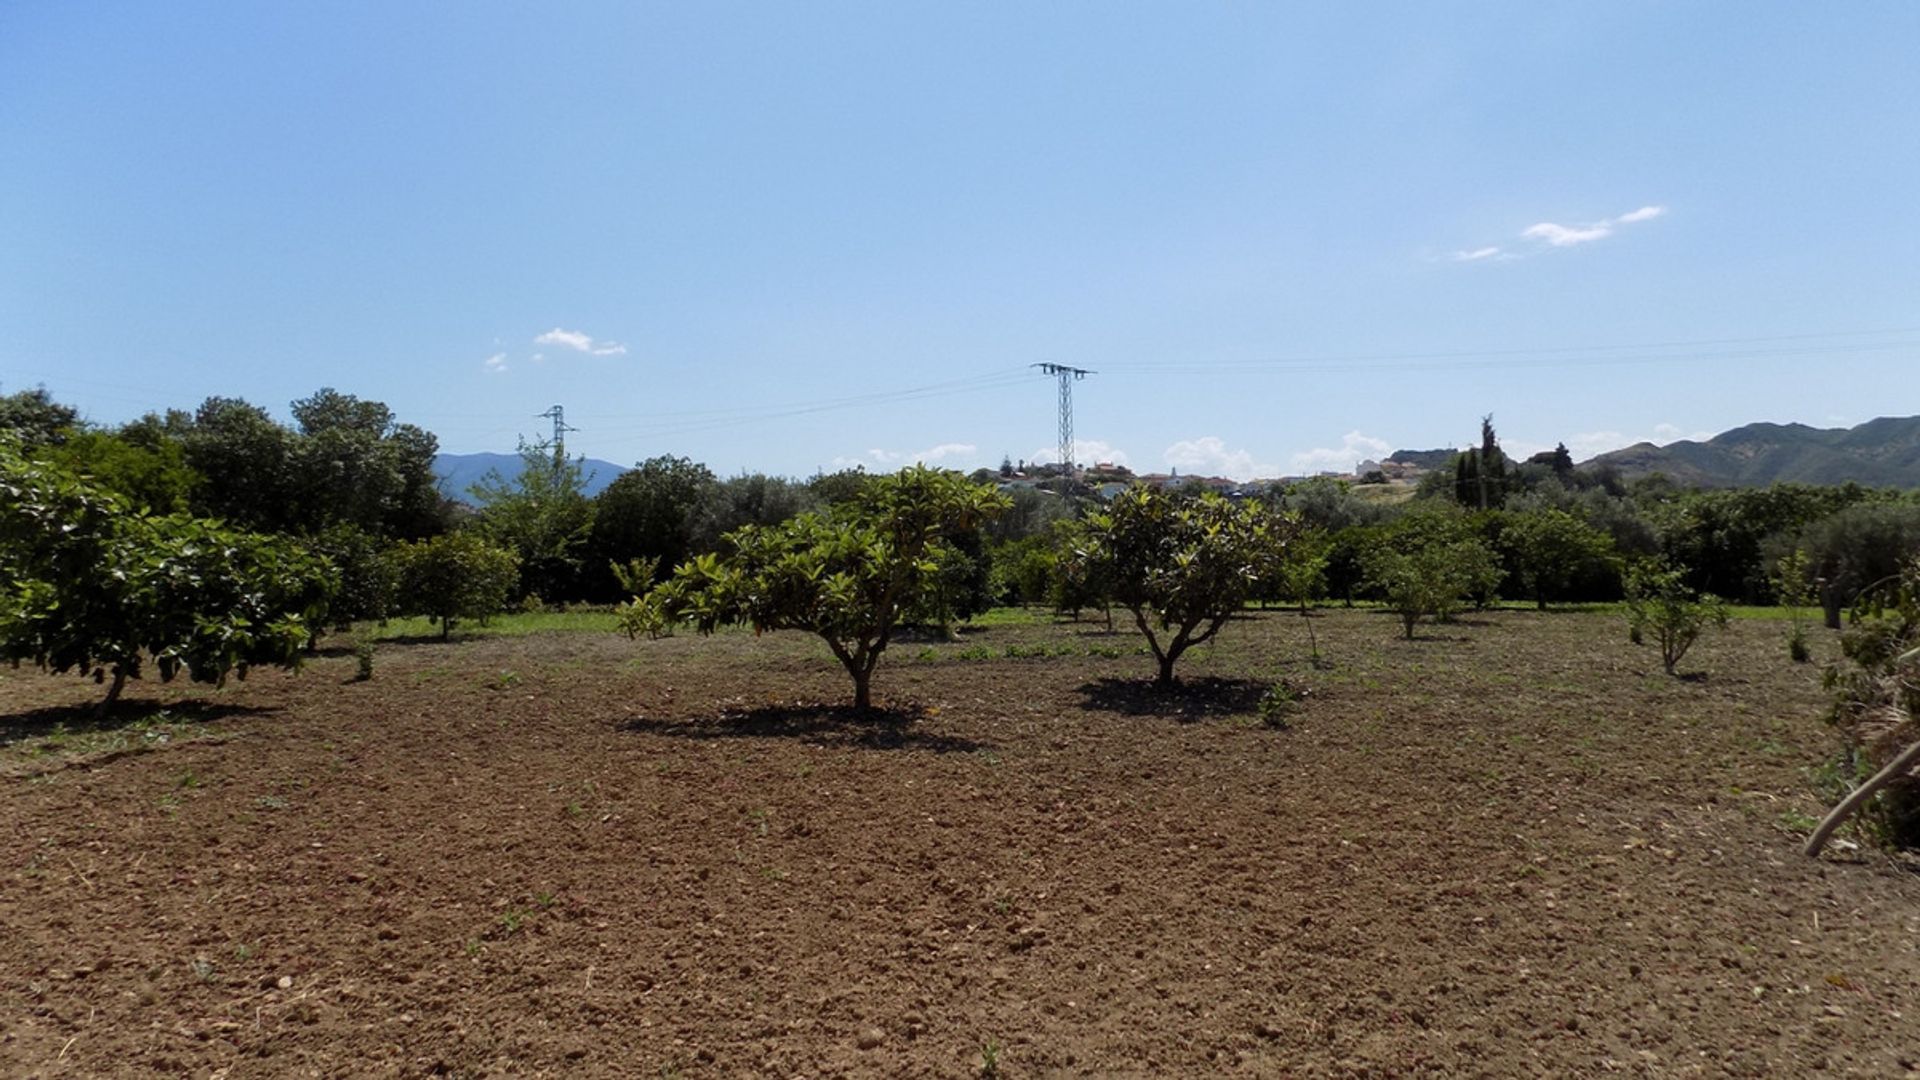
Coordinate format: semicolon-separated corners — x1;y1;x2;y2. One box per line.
1583;416;1920;488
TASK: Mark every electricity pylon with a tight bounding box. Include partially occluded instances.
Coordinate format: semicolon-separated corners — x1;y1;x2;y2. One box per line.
1032;364;1094;474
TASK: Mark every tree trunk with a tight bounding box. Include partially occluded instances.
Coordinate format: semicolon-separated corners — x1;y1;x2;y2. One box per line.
1154;653;1178;688
1402;612;1417;640
1805;737;1920;856
99;668;128;713
853;671;873;711
442;617;452;641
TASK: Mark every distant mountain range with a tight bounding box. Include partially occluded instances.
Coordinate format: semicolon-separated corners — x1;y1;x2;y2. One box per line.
1583;416;1920;489
433;452;629;503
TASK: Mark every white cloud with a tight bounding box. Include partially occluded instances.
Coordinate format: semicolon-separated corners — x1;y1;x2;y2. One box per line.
483;352;508;373
533;327;628;357
833;442;981;469
1286;430;1393;475
1522;220;1614;247
1164;436;1281;482
1453;203;1668;262
1027;439;1131;470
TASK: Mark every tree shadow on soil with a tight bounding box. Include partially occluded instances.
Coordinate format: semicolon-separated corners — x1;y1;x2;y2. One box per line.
1076;677;1268;721
619;703;987;753
0;699;274;744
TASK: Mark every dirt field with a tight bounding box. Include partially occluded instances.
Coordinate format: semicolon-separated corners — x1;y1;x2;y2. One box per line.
4;608;1919;1077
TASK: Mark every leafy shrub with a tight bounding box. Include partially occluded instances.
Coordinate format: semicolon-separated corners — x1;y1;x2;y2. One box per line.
1623;562;1728;675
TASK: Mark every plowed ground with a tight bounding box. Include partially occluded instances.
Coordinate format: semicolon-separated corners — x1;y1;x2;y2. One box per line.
4;609;1919;1078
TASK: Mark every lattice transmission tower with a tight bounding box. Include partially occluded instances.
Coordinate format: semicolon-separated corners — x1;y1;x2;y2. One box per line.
1032;364;1094;474
536;404;578;461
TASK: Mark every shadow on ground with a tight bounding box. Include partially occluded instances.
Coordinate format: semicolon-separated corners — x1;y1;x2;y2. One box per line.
0;699;274;745
619;702;987;753
1076;676;1269;720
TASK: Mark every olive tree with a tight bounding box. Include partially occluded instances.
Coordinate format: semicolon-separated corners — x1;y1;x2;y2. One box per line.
1083;488;1292;688
651;465;1008;709
0;445;333;708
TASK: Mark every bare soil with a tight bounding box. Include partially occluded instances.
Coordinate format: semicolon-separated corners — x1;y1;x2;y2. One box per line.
4;609;1919;1077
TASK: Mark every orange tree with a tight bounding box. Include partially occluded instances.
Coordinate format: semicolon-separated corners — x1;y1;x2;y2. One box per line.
648;465;1007;709
1083;488;1294;688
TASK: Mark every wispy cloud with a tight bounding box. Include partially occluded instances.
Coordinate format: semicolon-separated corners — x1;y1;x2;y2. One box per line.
1287;431;1392;475
1164;436;1280;482
534;327;628;357
1451;204;1667;262
483;352;508;373
833;442;981;469
1521;221;1614;247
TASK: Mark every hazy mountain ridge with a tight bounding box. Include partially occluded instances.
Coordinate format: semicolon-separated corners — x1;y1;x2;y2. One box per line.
433;452;629;502
1584;416;1920;488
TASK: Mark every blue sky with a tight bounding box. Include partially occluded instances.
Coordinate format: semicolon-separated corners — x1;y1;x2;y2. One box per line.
3;3;1916;480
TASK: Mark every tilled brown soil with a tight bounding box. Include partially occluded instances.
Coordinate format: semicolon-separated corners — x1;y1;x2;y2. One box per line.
4;609;1920;1078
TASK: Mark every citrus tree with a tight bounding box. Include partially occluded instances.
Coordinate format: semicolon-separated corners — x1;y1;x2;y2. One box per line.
391;532;521;639
650;465;1008;709
1362;512;1502;639
1083;488;1292;687
1623;561;1728;675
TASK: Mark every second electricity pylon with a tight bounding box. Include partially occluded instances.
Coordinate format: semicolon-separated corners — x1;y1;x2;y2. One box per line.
536;404;578;462
1032;364;1095;474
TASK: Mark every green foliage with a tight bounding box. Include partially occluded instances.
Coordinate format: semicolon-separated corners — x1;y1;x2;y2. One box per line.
0;444;333;705
0;386;79;449
1502;509;1617;609
1362;511;1501;638
588;456;717;598
651;465;1010;708
469;439;595;602
391;532;521;640
1451;415;1511;510
309;523;399;629
1266;525;1330;612
694;472;821;551
1795;501;1920;629
43;428;198;514
289;388;448;541
1771;549;1817;662
985;535;1057;607
1650;482;1889;604
1623;561;1729;675
168;390;448;540
1257;679;1310;728
1084;488;1291;686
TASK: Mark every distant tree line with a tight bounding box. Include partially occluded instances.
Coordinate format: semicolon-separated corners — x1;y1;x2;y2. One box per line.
8;386;1920;704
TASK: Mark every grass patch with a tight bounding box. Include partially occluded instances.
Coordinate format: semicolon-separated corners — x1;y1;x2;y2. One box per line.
367;610;622;641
